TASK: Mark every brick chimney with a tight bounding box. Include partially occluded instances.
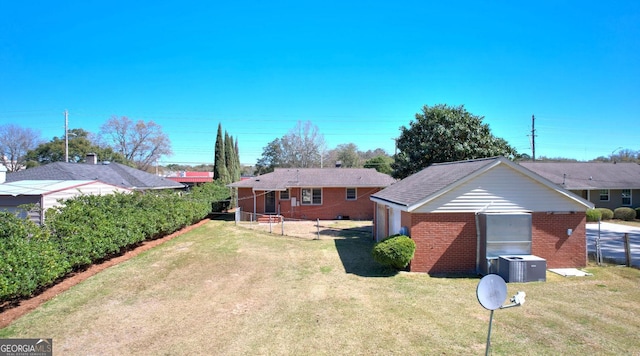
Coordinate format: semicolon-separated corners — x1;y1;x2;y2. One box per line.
86;153;98;165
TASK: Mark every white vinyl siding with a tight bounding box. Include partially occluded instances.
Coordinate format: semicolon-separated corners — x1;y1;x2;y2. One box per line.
42;183;130;212
413;164;588;213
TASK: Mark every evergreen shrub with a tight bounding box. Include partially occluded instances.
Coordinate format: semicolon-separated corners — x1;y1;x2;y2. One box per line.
0;181;229;302
596;208;614;220
613;207;636;221
586;209;602;222
372;234;416;270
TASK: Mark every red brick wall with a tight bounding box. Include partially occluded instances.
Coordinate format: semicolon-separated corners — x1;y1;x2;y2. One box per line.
235;187;380;220
408;211;587;274
409;213;477;274
236;188;264;214
531;212;587;269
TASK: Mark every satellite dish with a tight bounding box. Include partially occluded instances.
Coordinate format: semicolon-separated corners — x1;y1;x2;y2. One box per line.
477;274;507;310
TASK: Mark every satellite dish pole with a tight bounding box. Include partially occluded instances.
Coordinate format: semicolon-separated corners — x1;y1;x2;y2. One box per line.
476;274;526;356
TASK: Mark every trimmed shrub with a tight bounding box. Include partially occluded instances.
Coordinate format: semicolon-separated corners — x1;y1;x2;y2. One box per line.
596;208;614;220
613;207;636;221
586;209;602;222
0;212;70;301
372;234;416;270
0;182;230;303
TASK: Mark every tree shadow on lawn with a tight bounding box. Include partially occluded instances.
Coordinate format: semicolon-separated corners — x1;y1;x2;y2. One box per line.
333;234;397;278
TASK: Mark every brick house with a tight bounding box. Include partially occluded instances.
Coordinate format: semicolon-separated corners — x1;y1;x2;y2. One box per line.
370;157;594;275
520;161;640;210
228;168;396;220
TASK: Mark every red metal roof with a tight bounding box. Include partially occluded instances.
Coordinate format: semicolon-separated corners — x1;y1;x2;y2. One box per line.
167;177;213;183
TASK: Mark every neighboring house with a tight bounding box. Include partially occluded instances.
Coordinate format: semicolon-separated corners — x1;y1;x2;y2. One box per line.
5;154;184;191
166;171;214;187
0;179;131;225
228;168;396;220
520;161;640;210
370;157;593;275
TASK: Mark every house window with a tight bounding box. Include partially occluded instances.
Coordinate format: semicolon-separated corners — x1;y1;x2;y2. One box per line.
346;188;357;200
622;189;632;206
301;188;322;205
280;189;290;200
599;190;609;201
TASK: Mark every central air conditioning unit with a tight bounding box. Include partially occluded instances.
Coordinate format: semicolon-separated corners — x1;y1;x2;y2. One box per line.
498;255;547;283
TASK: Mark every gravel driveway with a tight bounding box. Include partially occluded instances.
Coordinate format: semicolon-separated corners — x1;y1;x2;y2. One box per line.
586;222;640;267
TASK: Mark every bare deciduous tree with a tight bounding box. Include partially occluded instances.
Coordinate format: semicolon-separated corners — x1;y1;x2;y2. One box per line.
0;124;42;172
100;116;172;171
255;121;326;174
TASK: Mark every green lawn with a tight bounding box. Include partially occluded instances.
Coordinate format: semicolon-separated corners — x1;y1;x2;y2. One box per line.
1;220;639;355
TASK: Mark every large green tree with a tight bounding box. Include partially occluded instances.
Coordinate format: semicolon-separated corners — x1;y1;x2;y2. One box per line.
364;155;394;175
333;143;360;167
392;104;516;179
26;128;127;167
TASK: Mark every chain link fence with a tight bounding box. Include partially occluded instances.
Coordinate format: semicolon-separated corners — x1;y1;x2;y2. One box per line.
587;222;639;267
234;210;372;240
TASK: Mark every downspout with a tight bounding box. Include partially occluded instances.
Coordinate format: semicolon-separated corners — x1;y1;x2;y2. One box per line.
475;201;493;274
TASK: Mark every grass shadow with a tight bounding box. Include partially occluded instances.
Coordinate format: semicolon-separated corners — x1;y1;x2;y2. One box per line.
208;212;235;221
334;235;397;278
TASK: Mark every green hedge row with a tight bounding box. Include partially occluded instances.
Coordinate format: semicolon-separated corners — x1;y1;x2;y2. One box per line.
587;207;639;222
0;182;229;302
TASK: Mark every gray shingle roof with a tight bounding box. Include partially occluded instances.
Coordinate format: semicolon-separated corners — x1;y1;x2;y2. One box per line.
228;168;396;190
5;162;184;190
371;157;499;207
519;161;640;189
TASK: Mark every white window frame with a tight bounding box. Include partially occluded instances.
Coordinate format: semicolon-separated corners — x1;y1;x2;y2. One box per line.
280;189;290;200
599;189;610;201
301;188;322;205
622;189;632;206
346;188;357;201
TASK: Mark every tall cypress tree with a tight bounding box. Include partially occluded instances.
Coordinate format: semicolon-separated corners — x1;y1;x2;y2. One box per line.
213;123;229;183
234;136;241;179
224;131;238;183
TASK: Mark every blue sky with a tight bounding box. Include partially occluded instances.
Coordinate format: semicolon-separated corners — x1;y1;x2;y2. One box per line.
1;1;638;166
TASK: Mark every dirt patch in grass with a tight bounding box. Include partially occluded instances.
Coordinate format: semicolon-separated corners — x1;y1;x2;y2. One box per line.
237;219;373;240
0;219;211;329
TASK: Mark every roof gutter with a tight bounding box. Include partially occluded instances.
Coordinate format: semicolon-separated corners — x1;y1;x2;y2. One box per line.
370;196;410;211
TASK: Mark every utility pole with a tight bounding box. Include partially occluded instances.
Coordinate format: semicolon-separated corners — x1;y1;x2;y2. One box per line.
64;109;69;163
531;114;536;161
